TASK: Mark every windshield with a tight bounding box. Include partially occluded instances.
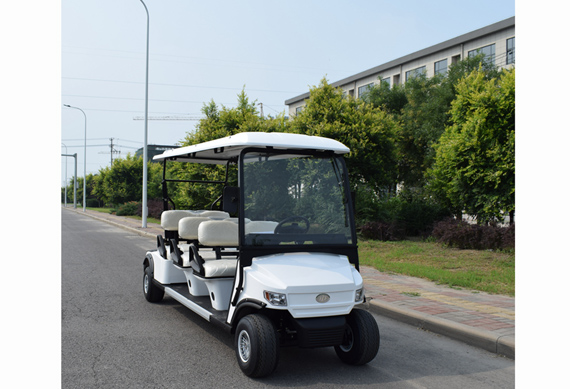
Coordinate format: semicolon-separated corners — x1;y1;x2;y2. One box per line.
241;151;354;247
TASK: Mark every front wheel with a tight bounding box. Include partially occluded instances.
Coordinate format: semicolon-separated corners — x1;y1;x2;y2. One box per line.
334;309;380;365
235;314;279;377
143;266;164;303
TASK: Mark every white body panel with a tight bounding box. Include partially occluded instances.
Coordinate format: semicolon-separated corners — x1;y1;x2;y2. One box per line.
150;251;187;285
240;252;362;319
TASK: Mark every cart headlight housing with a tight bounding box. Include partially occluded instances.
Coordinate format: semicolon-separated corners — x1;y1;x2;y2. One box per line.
264;290;287;306
355;288;364;302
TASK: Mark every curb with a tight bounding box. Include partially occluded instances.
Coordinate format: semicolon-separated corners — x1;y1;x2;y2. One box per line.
69;208;159;239
66;207;515;360
367;299;515;359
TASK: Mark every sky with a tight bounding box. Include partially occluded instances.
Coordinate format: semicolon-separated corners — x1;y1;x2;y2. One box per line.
60;0;515;183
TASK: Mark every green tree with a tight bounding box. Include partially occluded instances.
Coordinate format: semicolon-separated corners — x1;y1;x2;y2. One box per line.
62;174;100;206
289;78;399;193
428;67;515;223
365;55;503;189
362;81;407;115
93;154;162;206
169;89;287;210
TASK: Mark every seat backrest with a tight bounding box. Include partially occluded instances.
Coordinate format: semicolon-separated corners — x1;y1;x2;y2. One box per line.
178;216;211;240
198;220;239;247
245;221;278;234
161;210;229;231
198;210;230;219
161;210;194;231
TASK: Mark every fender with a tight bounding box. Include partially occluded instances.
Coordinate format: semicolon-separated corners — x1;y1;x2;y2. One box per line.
229;299;266;333
143;252;154;274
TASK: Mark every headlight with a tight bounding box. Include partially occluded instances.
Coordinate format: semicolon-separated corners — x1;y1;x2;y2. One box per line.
355;288;364;302
264;290;287;306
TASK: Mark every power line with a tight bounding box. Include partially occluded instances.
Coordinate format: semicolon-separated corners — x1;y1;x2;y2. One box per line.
62;44;354;74
62;76;301;94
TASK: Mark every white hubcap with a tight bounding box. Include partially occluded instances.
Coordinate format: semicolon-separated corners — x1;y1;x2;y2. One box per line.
144;273;149;294
238;330;251;363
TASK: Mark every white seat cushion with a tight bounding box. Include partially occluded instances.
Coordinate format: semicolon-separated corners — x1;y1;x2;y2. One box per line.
245;221;278;234
197;210;230;219
161;210;229;231
198;220;239;246
161;210;194;231
203;259;237;278
178;217;211;240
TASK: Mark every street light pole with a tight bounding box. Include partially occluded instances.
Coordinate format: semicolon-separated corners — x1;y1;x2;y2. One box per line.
63;104;87;212
139;0;150;228
62;143;68;208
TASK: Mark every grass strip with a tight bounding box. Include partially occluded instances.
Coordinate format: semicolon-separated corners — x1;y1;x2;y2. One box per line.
358;239;514;296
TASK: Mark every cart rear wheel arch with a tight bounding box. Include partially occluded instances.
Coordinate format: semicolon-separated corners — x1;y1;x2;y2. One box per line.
143;253;154;274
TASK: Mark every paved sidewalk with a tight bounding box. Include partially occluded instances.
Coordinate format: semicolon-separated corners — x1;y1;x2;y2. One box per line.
65;207;514;359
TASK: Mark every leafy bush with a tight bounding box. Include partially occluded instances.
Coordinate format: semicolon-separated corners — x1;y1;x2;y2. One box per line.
86;198;101;208
116;201;140;216
136;199;164;220
360;221;406;241
396;198;451;237
432;218;514;250
356;191;450;239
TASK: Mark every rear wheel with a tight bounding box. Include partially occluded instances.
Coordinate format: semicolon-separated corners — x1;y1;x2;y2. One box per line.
235;314;279;377
334;309;380;365
143;266;164;303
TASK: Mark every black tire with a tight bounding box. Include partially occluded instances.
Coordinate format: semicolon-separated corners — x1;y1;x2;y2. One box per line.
143;266;164;303
235;314;279;377
334;309;380;365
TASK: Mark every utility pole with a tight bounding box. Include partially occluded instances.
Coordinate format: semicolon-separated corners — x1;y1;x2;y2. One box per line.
258;102;264;118
99;138;121;166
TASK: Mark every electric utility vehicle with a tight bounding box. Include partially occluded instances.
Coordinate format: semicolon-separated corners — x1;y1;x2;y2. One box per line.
143;132;380;377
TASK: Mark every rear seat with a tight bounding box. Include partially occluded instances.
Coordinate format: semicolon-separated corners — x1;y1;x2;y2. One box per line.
174;217;278;277
160;209;229;240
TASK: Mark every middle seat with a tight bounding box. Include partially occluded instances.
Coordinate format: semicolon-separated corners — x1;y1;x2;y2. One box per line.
178;216;224;267
197;219;240;278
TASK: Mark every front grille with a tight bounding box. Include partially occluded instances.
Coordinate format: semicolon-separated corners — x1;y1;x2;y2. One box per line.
303;327;345;348
293;316;346;348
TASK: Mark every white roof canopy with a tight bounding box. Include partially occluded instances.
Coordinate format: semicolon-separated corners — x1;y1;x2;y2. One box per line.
153;132;350;164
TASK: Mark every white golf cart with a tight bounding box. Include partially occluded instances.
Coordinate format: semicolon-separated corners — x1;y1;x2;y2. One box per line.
143;132;380;377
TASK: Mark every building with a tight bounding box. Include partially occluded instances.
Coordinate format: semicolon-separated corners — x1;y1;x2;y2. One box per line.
285;17;515;116
135;145;177;162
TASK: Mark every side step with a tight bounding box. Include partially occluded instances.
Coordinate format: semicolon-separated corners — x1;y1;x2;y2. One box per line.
163;284;233;332
164;287;211;321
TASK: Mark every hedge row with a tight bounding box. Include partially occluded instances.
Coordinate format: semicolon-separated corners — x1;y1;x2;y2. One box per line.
431;218;514;250
360;218;514;251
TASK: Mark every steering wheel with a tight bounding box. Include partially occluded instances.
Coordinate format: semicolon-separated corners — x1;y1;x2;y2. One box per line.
274;216;310;234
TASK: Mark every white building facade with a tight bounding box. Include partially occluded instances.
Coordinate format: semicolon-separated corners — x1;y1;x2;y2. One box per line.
285;17;515;116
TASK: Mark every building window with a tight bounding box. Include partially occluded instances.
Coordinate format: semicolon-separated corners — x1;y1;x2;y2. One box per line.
506;37;515;65
295;106;303;115
358;83;374;99
381;77;390;87
405;66;426;82
468;43;495;66
434;59;448;76
393;74;400;86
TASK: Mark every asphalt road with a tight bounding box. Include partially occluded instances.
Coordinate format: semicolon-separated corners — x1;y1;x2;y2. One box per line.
62;209;514;388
